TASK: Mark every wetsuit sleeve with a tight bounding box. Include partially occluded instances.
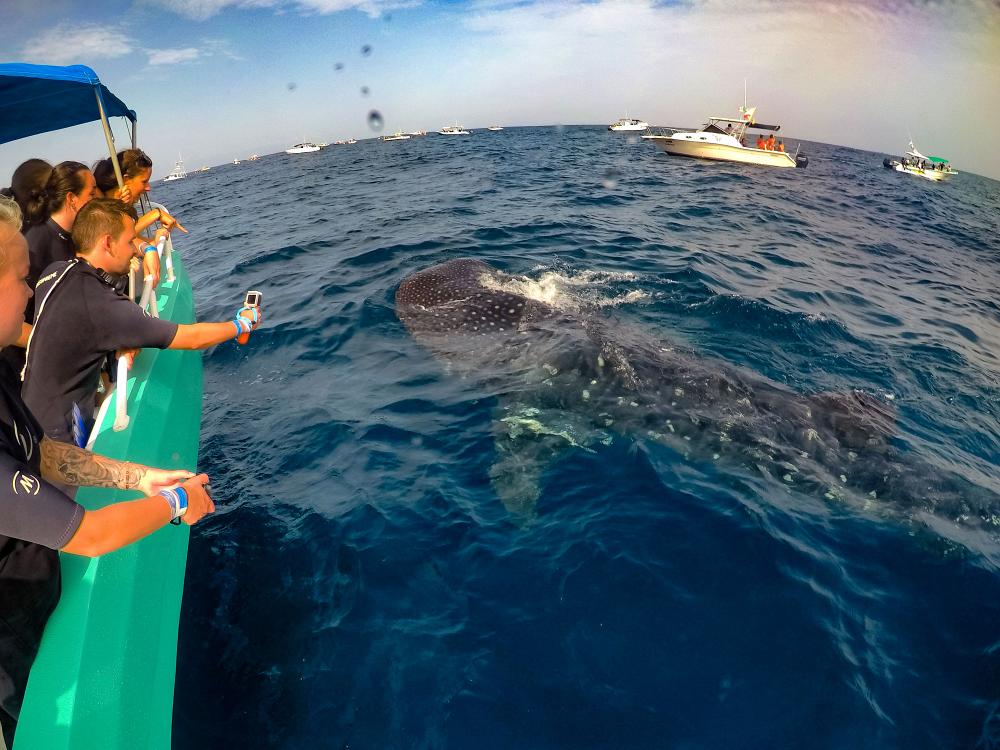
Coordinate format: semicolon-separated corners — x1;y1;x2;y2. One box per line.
0;450;84;550
90;292;179;351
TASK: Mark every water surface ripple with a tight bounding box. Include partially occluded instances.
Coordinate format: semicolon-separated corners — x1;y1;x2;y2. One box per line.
163;127;1000;749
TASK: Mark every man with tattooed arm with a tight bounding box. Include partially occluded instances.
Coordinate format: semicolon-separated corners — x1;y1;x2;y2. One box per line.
0;196;215;748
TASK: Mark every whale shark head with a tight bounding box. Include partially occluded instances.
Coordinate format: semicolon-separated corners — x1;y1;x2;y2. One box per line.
396;258;555;338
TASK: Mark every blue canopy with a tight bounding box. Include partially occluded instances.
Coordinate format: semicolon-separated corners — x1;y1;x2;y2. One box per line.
0;63;136;145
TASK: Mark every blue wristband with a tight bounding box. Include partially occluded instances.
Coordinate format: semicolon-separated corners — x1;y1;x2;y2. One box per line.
160;486;189;523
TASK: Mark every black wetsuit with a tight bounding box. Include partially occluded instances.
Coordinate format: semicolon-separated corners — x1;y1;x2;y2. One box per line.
0;359;84;746
21;259;178;444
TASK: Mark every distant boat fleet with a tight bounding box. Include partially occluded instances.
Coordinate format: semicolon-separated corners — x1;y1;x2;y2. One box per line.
162;102;958;183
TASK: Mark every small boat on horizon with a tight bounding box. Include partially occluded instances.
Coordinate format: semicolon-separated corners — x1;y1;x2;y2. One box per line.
162;156;186;182
197;165;210;172
609;117;648;132
232;158;240;165
382;131;411;141
285;142;321;154
486;125;504;131
409;130;427;137
883;141;957;181
439;125;471;135
248;153;259;161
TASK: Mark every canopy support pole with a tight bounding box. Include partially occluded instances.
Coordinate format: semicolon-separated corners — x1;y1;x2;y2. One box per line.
94;87;136;298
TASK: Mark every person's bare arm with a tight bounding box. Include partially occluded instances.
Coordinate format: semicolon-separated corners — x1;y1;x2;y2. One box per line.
167;321;240;350
62;474;214;557
39;437;190;493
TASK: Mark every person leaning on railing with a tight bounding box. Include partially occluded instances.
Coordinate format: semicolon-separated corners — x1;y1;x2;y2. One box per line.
0;196;216;748
93;149;187;290
20;198;262;450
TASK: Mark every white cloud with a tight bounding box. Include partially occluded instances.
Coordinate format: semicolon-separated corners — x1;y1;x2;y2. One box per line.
147;47;202;65
145;0;416;21
20;22;133;66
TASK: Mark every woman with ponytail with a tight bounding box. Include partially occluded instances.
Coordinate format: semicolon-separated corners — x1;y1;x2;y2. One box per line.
24;162;98;300
0;159;52;233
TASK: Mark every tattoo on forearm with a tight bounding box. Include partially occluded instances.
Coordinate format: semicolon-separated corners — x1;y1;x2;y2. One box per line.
40;439;146;490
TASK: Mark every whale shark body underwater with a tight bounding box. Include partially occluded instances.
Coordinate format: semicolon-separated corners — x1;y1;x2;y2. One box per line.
396;258;998;540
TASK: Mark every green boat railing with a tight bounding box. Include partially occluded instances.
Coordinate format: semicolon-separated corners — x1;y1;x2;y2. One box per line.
14;242;202;750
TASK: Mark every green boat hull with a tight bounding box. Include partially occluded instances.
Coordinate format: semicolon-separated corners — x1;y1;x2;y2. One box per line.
14;252;202;750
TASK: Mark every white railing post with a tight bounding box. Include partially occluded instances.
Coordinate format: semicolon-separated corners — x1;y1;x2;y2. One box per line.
112;356;130;431
163;233;175;282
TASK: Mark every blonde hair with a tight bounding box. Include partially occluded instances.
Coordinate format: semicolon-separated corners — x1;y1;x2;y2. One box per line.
0;195;24;274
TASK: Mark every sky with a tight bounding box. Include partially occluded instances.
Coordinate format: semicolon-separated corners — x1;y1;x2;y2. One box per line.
1;0;999;180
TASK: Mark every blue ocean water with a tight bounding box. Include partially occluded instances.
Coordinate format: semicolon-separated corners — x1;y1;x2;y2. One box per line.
160;127;1000;749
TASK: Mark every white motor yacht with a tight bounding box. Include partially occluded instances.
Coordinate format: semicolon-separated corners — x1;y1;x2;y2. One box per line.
381;131;411;141
248;153;259;161
232;159;240;165
486;125;504;131
439;125;471;135
643;101;807;169
285;142;321;154
409;130;427;137
609;117;649;132
883;141;957;182
197;166;210;172
162;157;186;182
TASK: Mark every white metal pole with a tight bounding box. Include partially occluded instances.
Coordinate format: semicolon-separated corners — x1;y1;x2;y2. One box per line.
112;357;130;431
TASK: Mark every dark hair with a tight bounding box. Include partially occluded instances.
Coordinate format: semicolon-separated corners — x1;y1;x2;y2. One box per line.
72;198;138;252
23;161;91;226
92;149;153;194
1;158;52;229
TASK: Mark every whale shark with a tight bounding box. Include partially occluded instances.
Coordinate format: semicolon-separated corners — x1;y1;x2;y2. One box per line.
396;258;997;533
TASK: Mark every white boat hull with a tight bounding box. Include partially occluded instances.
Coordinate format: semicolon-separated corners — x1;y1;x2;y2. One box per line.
890;163;951;182
610;124;648;131
645;136;798;168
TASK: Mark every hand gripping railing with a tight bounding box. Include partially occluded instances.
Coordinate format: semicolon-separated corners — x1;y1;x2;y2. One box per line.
138;235;167;317
115;228;171;431
147;200;177;282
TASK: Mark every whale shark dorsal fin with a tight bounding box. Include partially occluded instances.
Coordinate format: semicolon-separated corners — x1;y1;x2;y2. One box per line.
807;390;897;451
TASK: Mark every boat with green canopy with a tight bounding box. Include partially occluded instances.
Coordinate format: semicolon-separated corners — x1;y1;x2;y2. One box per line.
0;62;201;750
883;140;958;182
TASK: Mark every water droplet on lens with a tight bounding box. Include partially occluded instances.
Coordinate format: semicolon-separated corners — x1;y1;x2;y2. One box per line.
361;44;372;57
384;13;392;23
601;167;620;190
286;82;297;92
334;62;344;71
554;123;565;134
626;135;639;145
368;110;384;131
360;85;370;96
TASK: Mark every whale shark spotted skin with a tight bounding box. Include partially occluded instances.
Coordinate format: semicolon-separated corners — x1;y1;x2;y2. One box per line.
397;259;997;532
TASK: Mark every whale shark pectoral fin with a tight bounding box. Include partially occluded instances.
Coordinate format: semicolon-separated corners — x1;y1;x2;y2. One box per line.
807;390;897;452
489;411;583;517
489;434;565;519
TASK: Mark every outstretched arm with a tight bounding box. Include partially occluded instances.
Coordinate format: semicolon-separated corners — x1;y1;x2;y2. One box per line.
39;437;190;495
